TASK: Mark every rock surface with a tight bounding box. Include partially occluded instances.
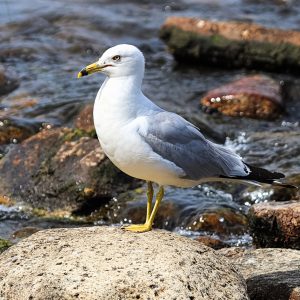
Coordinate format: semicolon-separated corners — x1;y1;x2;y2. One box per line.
0;226;249;300
0;118;37;145
0;128;139;212
248;201;300;249
74;104;95;133
160;17;300;72
219;247;300;300
201;75;282;120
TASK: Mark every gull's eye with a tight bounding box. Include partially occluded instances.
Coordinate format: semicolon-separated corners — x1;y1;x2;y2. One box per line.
112;55;121;61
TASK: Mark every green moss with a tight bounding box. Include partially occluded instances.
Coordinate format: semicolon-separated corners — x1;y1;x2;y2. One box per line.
160;26;300;72
63;128;95;142
0;238;12;253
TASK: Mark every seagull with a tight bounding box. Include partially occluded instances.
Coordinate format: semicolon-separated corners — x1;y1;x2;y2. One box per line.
78;44;295;232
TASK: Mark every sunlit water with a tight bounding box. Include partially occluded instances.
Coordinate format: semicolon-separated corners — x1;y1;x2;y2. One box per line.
0;0;299;245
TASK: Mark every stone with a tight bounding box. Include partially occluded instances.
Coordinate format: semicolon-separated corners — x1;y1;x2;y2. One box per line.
196;236;229;250
0;226;249;300
74;104;95;133
0;119;35;145
0;65;19;96
200;75;282;120
0;128;139;213
248;201;300;249
160;17;300;72
186;209;247;235
219;247;300;300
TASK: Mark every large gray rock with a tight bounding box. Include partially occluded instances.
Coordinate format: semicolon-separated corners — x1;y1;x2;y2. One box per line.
0;226;249;300
219;247;300;300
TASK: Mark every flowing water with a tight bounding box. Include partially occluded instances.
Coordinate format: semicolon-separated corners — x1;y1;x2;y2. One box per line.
0;0;300;246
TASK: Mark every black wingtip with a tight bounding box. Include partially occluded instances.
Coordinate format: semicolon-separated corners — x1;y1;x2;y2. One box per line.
243;163;285;182
221;163;295;187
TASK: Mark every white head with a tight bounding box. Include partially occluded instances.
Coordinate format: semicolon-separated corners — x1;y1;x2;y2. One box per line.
78;44;145;79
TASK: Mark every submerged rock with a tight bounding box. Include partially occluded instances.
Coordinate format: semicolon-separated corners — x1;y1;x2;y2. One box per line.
0;226;249;300
201;75;282;120
0;65;19;96
0;128;139;212
248;201;300;249
219;247;300;300
160;17;300;72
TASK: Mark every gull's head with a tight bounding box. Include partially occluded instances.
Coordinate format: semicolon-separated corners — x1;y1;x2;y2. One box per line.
78;44;145;79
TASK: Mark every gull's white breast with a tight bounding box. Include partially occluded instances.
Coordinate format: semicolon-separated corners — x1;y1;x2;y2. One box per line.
93;81;188;186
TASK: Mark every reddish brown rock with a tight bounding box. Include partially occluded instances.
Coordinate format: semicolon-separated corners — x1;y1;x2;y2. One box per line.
0;128;139;212
201;75;282;120
0;98;40;145
248;201;300;249
219;247;300;300
74;104;95;133
160;17;300;72
0;122;34;145
186;209;248;235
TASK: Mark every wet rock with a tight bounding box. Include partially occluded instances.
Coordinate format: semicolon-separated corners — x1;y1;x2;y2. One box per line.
0;226;249;300
196;236;229;250
0;238;11;254
186;209;248;235
0;128;139;212
160;17;300;72
219;247;300;300
0;195;13;206
11;227;40;241
0;118;36;145
201;75;282;120
95;186;248;236
248;201;300;249
0;65;19;96
74;103;95;133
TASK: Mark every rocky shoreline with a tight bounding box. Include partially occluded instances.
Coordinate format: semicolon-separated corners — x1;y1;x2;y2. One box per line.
0;5;300;299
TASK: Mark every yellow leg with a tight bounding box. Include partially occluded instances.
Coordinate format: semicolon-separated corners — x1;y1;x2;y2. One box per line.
146;181;153;222
122;185;164;233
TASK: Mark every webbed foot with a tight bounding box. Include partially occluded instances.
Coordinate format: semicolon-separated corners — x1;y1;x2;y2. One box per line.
121;223;152;233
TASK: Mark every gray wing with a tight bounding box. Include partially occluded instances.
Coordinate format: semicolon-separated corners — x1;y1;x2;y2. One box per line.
138;111;249;180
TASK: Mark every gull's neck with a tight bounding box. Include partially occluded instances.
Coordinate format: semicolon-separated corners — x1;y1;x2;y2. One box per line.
100;73;143;102
94;73;160;124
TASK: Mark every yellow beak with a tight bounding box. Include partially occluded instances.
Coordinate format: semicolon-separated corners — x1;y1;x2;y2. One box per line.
77;62;102;78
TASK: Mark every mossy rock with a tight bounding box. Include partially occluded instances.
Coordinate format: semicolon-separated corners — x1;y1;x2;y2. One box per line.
0;238;12;253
